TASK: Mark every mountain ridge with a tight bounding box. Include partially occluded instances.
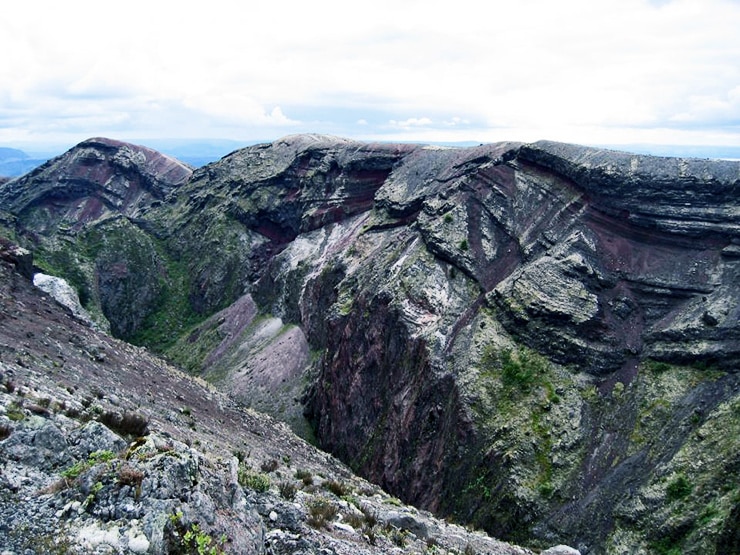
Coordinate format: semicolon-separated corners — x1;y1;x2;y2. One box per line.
0;237;539;554
1;135;737;554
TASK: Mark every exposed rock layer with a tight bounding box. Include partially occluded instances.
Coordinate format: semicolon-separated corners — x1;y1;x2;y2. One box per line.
0;240;533;555
1;135;738;554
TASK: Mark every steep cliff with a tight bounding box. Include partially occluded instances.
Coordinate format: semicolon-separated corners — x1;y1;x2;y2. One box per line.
1;135;737;554
0;138;194;344
0;239;533;555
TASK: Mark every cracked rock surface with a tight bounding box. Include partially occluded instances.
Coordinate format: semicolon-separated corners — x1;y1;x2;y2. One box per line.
0;240;536;554
1;135;738;553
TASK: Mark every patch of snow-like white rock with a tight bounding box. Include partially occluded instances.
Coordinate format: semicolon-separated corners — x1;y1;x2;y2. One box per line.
33;273;97;328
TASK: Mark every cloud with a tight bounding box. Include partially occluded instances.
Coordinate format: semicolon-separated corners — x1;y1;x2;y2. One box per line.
668;86;740;127
182;94;298;127
389;117;433;129
443;117;470;127
1;0;740;148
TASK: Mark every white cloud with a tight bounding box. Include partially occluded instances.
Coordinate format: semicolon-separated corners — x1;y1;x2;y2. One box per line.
669;86;740;126
182;94;297;127
389;117;433;129
1;0;740;148
443;117;470;127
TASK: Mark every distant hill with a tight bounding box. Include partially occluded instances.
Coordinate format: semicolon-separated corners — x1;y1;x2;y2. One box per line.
0;147;49;178
600;143;740;160
0;147;28;159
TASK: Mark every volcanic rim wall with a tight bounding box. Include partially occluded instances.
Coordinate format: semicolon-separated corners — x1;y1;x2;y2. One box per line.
0;135;737;554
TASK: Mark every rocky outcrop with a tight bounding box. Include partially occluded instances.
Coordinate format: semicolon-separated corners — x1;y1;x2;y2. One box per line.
0;138;193;345
1;136;738;554
0;241;536;554
0;137;191;232
33;272;102;330
0;237;33;280
160;134;419;316
517;141;740;236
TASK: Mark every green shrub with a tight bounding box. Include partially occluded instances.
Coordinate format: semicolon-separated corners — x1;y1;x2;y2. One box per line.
7;401;25;421
61;461;88;481
166;513;226;555
238;466;270;493
183;523;226;555
538;481;555;498
344;512;365;529
260;459;279;473
500;347;544;391
361;505;378;528
644;359;672;374
89;450;116;464
60;450;118;484
279;481;297;500
481;345;550;394
295;468;313;486
666;474;692;502
387;525;410;547
307;497;338;529
323;479;351;497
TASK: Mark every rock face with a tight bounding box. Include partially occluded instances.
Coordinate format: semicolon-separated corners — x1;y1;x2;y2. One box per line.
0;138;194;344
0;237;33;280
1;135;738;554
0;238;533;555
33;272;102;330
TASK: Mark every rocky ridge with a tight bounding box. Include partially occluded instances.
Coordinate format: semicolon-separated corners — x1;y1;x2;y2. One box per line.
0;239;535;554
0;135;737;554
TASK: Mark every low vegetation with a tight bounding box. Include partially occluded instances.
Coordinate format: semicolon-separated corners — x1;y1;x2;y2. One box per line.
237;464;271;493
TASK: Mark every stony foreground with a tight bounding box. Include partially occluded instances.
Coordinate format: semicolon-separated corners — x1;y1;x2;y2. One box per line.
0;240;542;554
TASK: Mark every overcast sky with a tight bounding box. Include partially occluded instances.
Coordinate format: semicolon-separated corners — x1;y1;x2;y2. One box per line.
2;0;739;152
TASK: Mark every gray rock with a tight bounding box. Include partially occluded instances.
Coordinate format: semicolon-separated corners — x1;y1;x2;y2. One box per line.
382;510;442;540
541;546;581;555
68;420;127;459
33;273;96;327
0;242;33;280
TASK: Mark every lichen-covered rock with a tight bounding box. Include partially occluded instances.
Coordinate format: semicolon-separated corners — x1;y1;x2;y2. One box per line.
0;242;534;555
33;272;101;329
0;237;33;280
1;135;738;554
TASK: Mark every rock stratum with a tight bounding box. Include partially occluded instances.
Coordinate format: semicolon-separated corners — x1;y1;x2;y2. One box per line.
0;134;738;554
0;237;531;554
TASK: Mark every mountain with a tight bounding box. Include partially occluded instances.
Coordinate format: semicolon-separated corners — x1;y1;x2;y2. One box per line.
0;147;28;160
0;135;737;554
0;147;49;178
0;238;534;554
601;143;740;160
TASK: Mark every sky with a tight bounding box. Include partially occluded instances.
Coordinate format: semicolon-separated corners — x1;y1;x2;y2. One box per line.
2;0;740;154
